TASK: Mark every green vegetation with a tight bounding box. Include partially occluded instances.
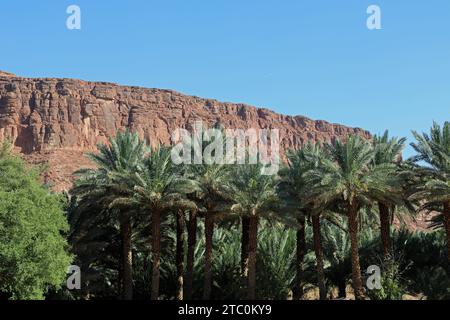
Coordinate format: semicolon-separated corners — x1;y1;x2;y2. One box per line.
0;121;449;300
0;142;72;300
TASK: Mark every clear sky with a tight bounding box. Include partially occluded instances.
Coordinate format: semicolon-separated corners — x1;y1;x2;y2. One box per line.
1;0;449;157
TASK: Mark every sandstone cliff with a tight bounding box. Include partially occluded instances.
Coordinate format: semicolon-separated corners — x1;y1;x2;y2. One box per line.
0;71;370;191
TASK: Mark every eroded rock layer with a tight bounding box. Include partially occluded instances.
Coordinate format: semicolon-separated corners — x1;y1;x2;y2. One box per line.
0;71;370;190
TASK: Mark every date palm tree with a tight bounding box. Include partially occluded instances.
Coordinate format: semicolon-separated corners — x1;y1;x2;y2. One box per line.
72;130;147;300
410;121;450;263
122;146;197;300
372;131;406;258
182;123;230;300
305;135;393;300
188;163;230;300
276;177;306;299
227;163;279;299
279;142;328;300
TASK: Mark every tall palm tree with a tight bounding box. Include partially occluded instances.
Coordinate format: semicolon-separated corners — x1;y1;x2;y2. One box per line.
184;124;230;300
228;163;278;299
372;131;406;258
278;164;306;300
72;130;147;300
188;163;229;299
124;146;197;300
305;135;393;300
172;163;198;301
279;142;328;300
410;121;450;263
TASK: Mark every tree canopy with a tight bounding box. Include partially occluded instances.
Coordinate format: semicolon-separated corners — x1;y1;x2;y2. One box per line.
0;145;72;299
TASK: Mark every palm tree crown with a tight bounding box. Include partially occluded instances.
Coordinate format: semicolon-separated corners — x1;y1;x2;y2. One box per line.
410;122;450;263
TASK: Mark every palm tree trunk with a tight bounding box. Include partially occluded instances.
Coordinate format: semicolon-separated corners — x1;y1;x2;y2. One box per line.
348;201;365;300
203;213;214;299
247;215;259;300
444;201;450;264
294;215;306;300
241;216;250;293
312;214;327;300
176;209;185;300
151;208;161;300
118;243;123;298
378;202;391;259
185;209;197;300
120;217;133;300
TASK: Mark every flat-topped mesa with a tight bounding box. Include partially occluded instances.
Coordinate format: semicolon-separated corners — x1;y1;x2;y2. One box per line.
0;71;371;190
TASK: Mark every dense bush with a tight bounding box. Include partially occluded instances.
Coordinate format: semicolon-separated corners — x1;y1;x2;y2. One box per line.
0;149;72;299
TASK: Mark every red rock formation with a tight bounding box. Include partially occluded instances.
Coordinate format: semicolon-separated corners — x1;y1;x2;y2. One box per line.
0;71;371;191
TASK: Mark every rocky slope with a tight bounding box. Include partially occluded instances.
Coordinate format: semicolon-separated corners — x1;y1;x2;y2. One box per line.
0;71;370;191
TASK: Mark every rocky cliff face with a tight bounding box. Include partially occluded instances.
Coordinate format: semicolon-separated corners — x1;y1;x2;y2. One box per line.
0;71;371;190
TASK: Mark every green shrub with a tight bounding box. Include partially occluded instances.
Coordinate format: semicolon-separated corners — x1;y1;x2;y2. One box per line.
414;266;450;300
366;258;407;300
0;151;72;299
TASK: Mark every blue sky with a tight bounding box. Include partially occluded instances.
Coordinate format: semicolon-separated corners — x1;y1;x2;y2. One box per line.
1;1;449;157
